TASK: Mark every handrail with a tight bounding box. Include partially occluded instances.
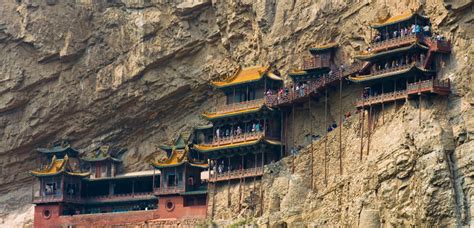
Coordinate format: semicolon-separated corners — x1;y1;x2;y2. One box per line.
210;167;264;182
203;131;264;147
154;185;185;194
370;34;418;51
356;79;450;107
206;98;265;115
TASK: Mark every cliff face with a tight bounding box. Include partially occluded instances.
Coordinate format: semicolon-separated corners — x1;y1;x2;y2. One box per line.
0;0;472;227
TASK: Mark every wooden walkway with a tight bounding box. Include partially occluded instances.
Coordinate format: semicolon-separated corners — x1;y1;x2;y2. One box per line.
355;79;450;108
265;62;365;107
208;167;263;183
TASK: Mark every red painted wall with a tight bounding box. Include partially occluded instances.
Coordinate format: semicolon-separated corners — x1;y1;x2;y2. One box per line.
34;196;207;227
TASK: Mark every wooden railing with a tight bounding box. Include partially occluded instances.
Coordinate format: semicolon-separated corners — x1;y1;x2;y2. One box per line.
84;192;155;203
203;132;264;147
154;185;185;195
206;98;265;116
369;63;414;76
265;62;364;107
209;167;264;182
356;79;450;107
356;90;407;107
370;34;419;52
33;193;81;204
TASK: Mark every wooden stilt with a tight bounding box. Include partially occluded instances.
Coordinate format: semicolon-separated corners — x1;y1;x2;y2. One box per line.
360;106;365;161
339;77;343;175
211;182;216;219
205;160;211;218
309;96;314;190
367;105;372;156
324;88;328;186
260;149;265;216
382;83;385;124
419;80;422;126
227;158;231;208
280;112;284;158
292;103;295;174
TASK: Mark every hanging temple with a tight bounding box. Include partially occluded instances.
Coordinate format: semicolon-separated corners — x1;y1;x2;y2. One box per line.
30;12;452;227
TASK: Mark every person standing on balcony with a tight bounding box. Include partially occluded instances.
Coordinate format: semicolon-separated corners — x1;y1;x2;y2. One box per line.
255;122;261;132
236;126;242;135
216;128;220;140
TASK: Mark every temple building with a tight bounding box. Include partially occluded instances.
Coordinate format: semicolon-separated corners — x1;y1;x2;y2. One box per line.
150;134;208;219
30;142;160;227
193;66;284;183
350;11;452;108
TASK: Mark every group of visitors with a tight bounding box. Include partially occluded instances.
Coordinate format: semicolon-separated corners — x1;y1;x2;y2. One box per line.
372;24;431;44
215;122;263;139
371;53;426;73
211;160;244;175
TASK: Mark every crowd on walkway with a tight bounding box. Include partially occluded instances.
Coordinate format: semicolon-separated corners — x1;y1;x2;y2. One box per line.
215;122;264;140
372;24;431;44
371;53;426;74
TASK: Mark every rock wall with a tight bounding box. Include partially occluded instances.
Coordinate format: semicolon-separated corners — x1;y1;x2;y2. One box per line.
0;0;472;227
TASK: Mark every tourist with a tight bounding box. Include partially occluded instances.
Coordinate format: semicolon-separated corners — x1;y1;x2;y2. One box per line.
332;122;338;128
415;24;421;34
216;128;220;139
236;126;242;135
255;122;261;132
423;25;430;36
411;24;416;34
252;123;256;132
393;30;398;38
327;126;333;132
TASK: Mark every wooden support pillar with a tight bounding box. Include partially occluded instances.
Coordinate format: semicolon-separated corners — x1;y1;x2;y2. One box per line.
339;77;343;175
152;168;156;191
239;155;243;212
260;149;265;216
367;105;372;156
292;103;295;174
419;80;422;126
280;112;284;158
205;159;211;218
324;88;328;186
360;106;364;161
382;83;385;124
227;157;231;208
309;96;314;190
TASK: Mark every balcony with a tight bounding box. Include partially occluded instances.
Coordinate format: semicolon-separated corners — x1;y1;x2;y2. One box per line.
209;167;264;182
205;98;265;116
83;192;156;203
370;34;419;53
407;78;450;95
33;194;81;204
355;79;450;107
203;131;264;148
154;185;185;195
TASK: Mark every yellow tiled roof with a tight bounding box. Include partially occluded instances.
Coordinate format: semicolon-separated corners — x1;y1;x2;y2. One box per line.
30;155;89;177
371;11;428;28
153;149;187;167
212;66;280;88
311;42;338;50
193;139;261;152
373;12;413;26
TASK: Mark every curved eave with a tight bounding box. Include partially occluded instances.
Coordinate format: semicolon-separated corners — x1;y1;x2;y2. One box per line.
82;157;122;163
348;66;435;83
202;105;273;121
152;161;208;169
30;171;90;177
152;161;186;169
309;43;338;54
355;43;428;61
371;13;430;29
211;72;283;89
36;146;79;155
194;138;281;153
